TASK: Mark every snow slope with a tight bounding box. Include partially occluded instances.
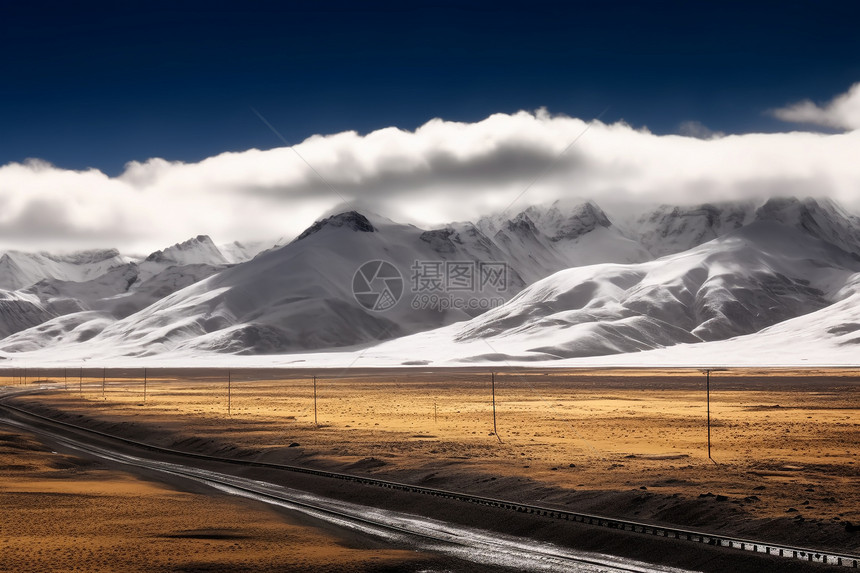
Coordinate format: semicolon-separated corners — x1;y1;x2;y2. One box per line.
360;221;860;364
628;201;755;257
0;203;641;356
1;197;859;366
477;201;651;282
0;249;133;291
0;236;234;348
625;196;860;258
36;211;522;358
0;311;115;353
0;290;54;339
218;240;280;264
754;196;860;256
583;291;860;367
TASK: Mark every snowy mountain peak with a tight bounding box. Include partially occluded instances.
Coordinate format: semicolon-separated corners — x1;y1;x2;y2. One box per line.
145;235;228;266
539;200;612;242
1;248;122;266
476;200;614;245
55;248;124;264
0;248;132;291
217;240;274;264
632;200;755;257
627;196;860;259
433;218;860;363
294;211;376;242
419;222;497;256
755;196;824;226
3;195;860;364
501;211;539;238
419;228;458;253
754;196;860;255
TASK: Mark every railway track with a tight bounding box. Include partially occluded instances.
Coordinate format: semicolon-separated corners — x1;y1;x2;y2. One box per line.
1;391;858;569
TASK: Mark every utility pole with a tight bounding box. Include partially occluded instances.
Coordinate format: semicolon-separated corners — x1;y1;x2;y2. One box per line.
313;375;318;426
434;401;437;424
143;367;147;403
102;367;106;398
79;367;83;396
702;368;726;464
227;369;232;416
492;372;501;443
706;369;711;461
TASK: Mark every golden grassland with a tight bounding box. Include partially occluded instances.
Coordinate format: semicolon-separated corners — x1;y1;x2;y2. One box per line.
0;428;426;573
2;367;859;556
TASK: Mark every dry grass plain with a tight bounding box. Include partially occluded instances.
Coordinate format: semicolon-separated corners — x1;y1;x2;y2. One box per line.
0;427;427;572
3;367;859;558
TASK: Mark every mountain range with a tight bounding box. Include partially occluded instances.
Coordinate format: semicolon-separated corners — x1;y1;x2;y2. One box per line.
1;196;858;366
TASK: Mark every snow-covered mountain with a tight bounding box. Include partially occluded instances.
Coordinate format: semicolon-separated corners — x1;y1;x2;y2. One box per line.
0;196;859;365
136;234;232;283
477;200;651;283
143;234;227;265
52;211;527;357
363;220;860;364
625;196;860;258
0;311;115;353
0;249;133;341
472;220;857;344
0;236;235;345
0;249;133;291
21;262;224;319
584;289;860;367
0;290;54;339
754;196;860;256
627;201;755;257
218;240;280;264
0;235;264;296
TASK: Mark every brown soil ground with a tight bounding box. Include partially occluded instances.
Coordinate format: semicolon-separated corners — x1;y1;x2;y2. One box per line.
3;367;859;559
0;426;435;572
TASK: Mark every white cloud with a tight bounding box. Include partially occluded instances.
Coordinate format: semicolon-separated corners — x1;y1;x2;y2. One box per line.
677;120;724;139
1;103;860;253
770;82;860;130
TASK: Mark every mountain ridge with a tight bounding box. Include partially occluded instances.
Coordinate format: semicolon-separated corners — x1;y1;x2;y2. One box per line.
0;195;858;364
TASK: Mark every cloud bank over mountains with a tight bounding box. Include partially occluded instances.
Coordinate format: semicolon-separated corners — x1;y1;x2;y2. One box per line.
771;81;860;131
2;84;859;253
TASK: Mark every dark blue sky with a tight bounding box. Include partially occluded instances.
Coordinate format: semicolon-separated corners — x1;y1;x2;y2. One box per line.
2;0;859;175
